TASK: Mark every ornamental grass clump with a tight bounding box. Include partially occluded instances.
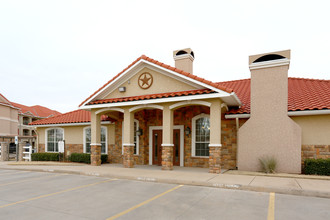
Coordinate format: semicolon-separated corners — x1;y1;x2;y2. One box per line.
259;156;277;174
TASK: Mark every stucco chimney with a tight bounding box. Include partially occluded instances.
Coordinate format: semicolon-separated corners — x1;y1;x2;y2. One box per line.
173;48;194;73
237;50;302;173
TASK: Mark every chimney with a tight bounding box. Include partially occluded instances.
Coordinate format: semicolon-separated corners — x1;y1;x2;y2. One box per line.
237;49;302;174
173;48;194;73
249;50;291;118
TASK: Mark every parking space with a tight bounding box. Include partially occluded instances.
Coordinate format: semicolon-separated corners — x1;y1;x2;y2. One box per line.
0;169;329;220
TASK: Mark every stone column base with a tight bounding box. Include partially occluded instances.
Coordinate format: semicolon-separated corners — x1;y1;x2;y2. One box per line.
123;144;134;168
162;144;173;171
209;145;222;174
0;142;9;161
91;144;101;166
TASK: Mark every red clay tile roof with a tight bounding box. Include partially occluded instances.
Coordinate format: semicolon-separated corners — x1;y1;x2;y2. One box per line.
79;55;233;107
31;78;330;125
87;89;215;105
11;102;61;118
218;78;330;114
29;109;113;125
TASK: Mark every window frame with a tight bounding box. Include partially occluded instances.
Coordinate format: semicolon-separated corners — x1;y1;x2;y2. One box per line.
83;126;108;154
45;127;64;153
191;113;210;158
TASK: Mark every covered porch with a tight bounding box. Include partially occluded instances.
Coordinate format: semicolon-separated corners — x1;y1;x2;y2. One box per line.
89;98;224;173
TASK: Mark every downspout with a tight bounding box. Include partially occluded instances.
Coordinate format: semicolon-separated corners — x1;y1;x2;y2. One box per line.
235;117;239;170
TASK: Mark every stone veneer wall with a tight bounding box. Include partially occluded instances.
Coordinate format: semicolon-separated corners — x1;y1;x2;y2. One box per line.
302;145;330;163
38;144;45;153
109;106;243;169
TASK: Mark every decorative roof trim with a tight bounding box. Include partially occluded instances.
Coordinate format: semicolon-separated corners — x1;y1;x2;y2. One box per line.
249;58;290;70
80;93;225;110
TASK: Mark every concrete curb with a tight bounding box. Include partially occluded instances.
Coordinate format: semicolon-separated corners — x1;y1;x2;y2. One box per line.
1;166;330;199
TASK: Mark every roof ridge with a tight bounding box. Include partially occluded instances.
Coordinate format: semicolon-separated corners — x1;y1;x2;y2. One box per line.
288;77;330;82
217;78;250;84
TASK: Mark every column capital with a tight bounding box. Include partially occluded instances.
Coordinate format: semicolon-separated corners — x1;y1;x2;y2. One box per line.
161;144;174;147
123;143;135;147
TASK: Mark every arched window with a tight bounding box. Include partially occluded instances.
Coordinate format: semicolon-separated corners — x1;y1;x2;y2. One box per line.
192;114;210;157
46;128;64;152
84;126;107;154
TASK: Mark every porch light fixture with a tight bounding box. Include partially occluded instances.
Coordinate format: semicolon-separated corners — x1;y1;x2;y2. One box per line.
118;86;126;92
185;126;191;136
136;128;143;136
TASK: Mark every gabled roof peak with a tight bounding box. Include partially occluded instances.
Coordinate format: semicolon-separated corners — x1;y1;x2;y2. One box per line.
79;55;234;107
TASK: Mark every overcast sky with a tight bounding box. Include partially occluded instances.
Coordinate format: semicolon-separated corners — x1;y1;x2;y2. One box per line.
1;0;329;113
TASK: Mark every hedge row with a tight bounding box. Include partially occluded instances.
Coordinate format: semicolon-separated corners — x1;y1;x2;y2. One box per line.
69;153;108;164
304;158;330;176
31;152;108;164
31;153;63;161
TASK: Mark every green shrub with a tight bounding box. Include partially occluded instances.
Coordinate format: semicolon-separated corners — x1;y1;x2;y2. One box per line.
259;156;277;173
304;158;330;176
101;154;108;164
69;153;108;164
31;153;62;161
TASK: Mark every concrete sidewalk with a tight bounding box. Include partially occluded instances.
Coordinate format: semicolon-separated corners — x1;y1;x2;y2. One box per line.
1;161;330;199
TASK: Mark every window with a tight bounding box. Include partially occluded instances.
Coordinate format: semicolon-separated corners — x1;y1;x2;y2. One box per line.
23;117;30;125
84;126;107;154
192;114;210;157
23;129;30;136
46;128;64;152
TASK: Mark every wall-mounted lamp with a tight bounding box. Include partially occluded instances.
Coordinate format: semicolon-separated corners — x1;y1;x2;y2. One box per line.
136;128;143;136
118;87;126;92
185;126;191;136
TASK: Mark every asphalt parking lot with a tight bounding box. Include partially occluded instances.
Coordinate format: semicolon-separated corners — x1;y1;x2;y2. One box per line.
0;169;329;220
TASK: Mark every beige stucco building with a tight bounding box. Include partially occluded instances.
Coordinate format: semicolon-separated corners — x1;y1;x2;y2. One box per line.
0;94;19;138
31;49;330;174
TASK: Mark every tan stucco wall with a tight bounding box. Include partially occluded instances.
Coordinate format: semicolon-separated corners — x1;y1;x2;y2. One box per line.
36;124;115;149
238;56;301;174
104;67;197;99
0;104;18;136
292;115;330;145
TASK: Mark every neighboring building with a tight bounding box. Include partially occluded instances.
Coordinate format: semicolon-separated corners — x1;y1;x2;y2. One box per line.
0;93;61;159
10;102;61;137
0;93;19;138
30;49;330;173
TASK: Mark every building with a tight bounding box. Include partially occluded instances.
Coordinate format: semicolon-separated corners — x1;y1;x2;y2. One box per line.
30;49;330;173
0;93;19;139
0;93;61;159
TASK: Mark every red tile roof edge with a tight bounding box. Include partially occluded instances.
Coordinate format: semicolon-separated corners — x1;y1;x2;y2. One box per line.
29;109;113;126
79;55;233;107
87;89;214;105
